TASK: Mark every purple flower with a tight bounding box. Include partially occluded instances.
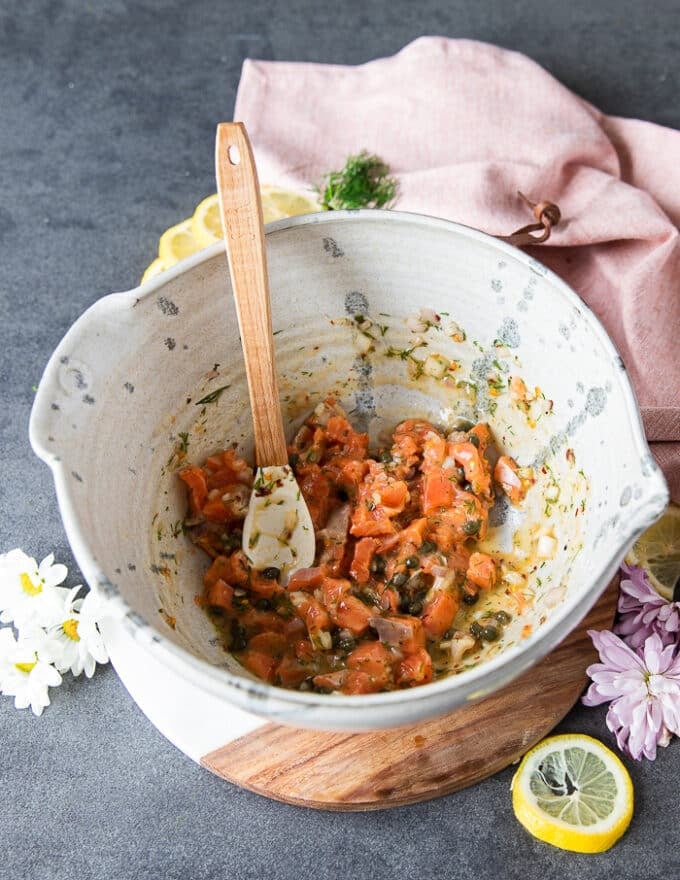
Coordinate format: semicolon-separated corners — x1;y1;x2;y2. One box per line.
583;630;680;760
615;563;680;650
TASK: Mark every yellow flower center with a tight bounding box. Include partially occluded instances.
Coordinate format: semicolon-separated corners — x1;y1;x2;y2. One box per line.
20;572;42;596
63;618;80;641
15;660;37;674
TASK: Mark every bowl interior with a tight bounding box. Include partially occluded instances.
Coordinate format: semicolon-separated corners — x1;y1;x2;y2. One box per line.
31;212;668;699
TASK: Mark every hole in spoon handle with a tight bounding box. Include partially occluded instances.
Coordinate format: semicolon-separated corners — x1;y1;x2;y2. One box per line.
227;144;241;165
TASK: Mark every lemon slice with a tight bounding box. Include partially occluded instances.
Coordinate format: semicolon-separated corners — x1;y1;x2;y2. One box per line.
511;734;633;853
144;187;322;282
626;502;680;600
140;257;167;285
158;218;202;267
190;188;322;247
191;194;224;247
260;186;322;224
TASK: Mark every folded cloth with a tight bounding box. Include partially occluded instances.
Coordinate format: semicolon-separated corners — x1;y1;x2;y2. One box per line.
234;36;680;501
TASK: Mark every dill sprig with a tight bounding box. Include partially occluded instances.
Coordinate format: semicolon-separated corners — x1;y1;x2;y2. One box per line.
317;151;398;211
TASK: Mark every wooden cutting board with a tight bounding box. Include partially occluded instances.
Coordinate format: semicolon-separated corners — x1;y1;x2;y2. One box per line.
201;578;618;810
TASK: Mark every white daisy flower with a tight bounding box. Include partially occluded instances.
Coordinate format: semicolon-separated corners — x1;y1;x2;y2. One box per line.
48;586;109;678
17;623;67;666
0;549;69;630
0;627;62;716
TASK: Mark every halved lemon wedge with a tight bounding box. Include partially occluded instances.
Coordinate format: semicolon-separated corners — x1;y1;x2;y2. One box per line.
511;734;634;853
625;502;680;600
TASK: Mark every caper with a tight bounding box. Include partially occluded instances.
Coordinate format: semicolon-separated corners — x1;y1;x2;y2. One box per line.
274;597;294;618
407;600;423;615
495;610;512;625
333;630;356;652
379;449;393;463
230;623;247;651
463;518;482;536
419;540;437;555
482;625;500;642
262;566;280;580
360;587;382;607
221;531;241;552
369;555;387;575
405;555;419;569
469;433;480;448
406;572;425;592
470;621;484;638
462;591;479;605
390;571;408;588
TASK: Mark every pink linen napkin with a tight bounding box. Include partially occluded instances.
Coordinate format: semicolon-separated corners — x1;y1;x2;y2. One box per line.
234;36;680;501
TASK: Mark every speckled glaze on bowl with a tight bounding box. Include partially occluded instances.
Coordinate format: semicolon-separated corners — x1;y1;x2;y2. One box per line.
30;211;668;731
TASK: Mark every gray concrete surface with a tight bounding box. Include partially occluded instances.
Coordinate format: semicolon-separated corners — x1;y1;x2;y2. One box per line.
1;1;678;878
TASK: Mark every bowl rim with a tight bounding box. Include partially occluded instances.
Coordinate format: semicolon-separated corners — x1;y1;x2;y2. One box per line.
29;208;669;715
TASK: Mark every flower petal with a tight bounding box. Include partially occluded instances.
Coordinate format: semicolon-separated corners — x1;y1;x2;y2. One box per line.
588;629;644;672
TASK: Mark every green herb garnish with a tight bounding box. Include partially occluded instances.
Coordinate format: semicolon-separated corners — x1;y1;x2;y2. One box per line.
487;376;506;392
317;151;398;211
385;345;418;361
195;384;230;406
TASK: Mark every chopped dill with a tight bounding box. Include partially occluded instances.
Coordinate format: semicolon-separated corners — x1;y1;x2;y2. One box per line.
386;345;418;360
317;151;398;211
195;384;231;406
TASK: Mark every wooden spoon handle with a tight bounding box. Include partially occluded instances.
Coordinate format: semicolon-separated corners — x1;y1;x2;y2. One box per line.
215;122;288;467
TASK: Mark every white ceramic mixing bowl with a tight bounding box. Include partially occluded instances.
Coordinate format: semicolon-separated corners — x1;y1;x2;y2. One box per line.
30;210;668;731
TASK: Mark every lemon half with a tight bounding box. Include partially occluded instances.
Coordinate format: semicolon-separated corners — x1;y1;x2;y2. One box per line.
511;734;634;853
626;502;680;600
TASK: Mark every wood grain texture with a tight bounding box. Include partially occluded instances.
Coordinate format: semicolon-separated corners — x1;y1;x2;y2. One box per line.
215;122;288;466
201;578;618;810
